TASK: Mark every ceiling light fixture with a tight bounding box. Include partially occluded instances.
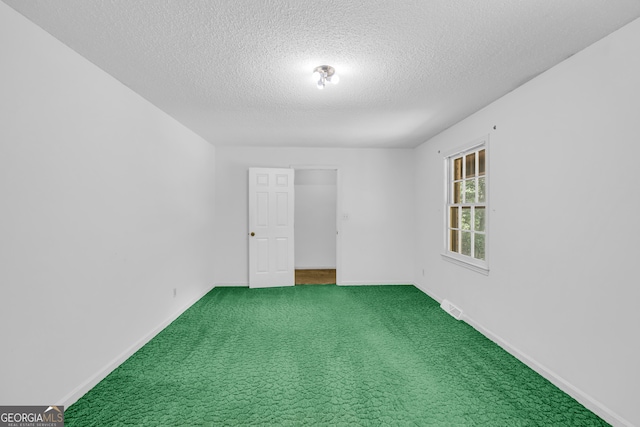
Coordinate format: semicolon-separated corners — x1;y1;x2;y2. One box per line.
312;65;339;90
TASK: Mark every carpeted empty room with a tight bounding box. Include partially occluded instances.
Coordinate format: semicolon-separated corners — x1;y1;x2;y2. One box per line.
64;285;607;426
3;1;640;426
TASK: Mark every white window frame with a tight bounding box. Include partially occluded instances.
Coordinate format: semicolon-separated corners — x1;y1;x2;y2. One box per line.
441;136;489;275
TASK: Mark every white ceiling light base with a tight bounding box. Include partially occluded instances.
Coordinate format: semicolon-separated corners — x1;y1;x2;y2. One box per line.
312;65;339;90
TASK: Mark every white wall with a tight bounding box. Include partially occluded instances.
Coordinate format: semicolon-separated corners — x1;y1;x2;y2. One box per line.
295;169;337;269
214;147;414;286
414;17;640;427
0;3;216;407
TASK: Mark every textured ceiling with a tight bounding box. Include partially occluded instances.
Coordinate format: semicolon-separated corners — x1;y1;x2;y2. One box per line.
3;1;640;148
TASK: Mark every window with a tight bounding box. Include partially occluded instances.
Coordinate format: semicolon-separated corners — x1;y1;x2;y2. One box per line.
443;138;488;274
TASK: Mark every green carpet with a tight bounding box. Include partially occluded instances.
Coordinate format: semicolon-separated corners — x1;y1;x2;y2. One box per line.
65;285;607;426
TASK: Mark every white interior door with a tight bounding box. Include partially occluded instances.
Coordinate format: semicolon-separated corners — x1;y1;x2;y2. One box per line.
248;168;295;288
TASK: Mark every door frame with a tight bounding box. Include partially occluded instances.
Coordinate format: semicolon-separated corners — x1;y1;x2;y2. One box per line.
290;165;342;286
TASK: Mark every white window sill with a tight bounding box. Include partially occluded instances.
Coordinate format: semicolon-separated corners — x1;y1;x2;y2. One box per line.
441;253;489;275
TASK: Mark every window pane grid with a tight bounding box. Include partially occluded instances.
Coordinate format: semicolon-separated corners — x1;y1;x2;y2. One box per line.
447;146;486;262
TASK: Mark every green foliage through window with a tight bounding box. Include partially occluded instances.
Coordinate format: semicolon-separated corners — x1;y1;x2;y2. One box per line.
447;146;486;262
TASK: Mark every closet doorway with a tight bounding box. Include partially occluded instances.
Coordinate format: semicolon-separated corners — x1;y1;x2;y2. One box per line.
293;168;339;285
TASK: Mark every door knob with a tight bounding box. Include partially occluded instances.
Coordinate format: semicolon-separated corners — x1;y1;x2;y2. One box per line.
250;232;255;237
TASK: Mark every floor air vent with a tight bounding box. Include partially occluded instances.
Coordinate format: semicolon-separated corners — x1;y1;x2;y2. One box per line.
440;299;463;320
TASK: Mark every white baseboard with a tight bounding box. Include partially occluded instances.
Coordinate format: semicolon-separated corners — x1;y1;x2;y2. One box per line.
213;282;248;287
216;281;410;287
216;282;410;287
338;281;412;286
59;283;216;408
412;282;631;427
413;282;445;303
